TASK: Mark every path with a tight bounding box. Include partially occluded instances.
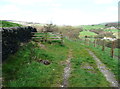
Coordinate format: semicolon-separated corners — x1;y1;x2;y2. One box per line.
61;49;72;88
87;49;119;87
113;55;119;60
37;42;46;49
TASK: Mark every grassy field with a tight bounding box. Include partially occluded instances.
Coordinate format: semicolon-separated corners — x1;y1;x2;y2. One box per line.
3;38;115;87
80;25;105;30
80;24;119;37
79;31;97;38
0;20;22;27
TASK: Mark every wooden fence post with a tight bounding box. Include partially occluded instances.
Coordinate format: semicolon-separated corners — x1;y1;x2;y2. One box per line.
87;38;89;46
45;32;48;42
85;38;86;45
111;41;115;58
87;38;90;46
96;38;98;47
89;39;92;46
102;40;105;51
60;32;63;45
86;38;88;45
94;39;96;47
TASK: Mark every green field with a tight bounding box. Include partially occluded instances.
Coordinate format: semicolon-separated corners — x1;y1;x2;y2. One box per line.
80;24;119;36
80;25;105;30
0;20;22;27
79;31;97;38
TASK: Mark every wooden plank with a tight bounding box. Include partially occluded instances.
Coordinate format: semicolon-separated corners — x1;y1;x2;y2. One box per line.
32;39;61;41
32;35;45;36
47;39;61;40
48;37;60;39
31;32;45;34
32;37;43;38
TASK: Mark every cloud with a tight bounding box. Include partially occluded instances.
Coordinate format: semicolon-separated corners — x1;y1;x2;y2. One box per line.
107;6;118;11
50;8;102;25
93;0;115;4
2;0;56;5
0;6;117;25
0;0;118;25
0;5;21;13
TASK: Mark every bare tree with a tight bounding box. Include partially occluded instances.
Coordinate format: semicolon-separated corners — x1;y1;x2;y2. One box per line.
43;23;57;33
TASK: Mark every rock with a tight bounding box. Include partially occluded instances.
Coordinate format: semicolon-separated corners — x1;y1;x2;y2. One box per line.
37;59;50;65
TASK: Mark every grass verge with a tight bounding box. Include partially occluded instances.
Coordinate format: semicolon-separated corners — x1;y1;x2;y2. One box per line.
3;41;68;87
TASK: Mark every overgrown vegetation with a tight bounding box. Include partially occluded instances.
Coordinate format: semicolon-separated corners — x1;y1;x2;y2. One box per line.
3;41;68;87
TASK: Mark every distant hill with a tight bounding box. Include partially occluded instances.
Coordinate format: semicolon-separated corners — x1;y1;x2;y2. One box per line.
4;20;45;26
99;22;120;29
1;20;22;27
100;21;119;25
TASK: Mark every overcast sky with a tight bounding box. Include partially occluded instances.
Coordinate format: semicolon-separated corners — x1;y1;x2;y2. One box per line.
0;0;119;25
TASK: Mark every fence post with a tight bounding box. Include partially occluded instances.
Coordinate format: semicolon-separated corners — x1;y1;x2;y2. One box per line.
86;38;88;45
96;38;98;47
102;40;105;51
111;41;115;58
43;32;47;42
89;39;92;46
84;38;86;45
87;38;90;46
60;32;63;45
94;39;96;47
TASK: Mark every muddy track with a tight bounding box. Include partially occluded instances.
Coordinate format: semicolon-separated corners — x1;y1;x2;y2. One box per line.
87;49;119;87
61;49;72;88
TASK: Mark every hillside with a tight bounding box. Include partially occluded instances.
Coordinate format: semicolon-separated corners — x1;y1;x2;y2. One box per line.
0;20;22;27
100;21;119;25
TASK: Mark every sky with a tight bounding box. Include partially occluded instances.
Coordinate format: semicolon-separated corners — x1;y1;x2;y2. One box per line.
0;0;119;25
